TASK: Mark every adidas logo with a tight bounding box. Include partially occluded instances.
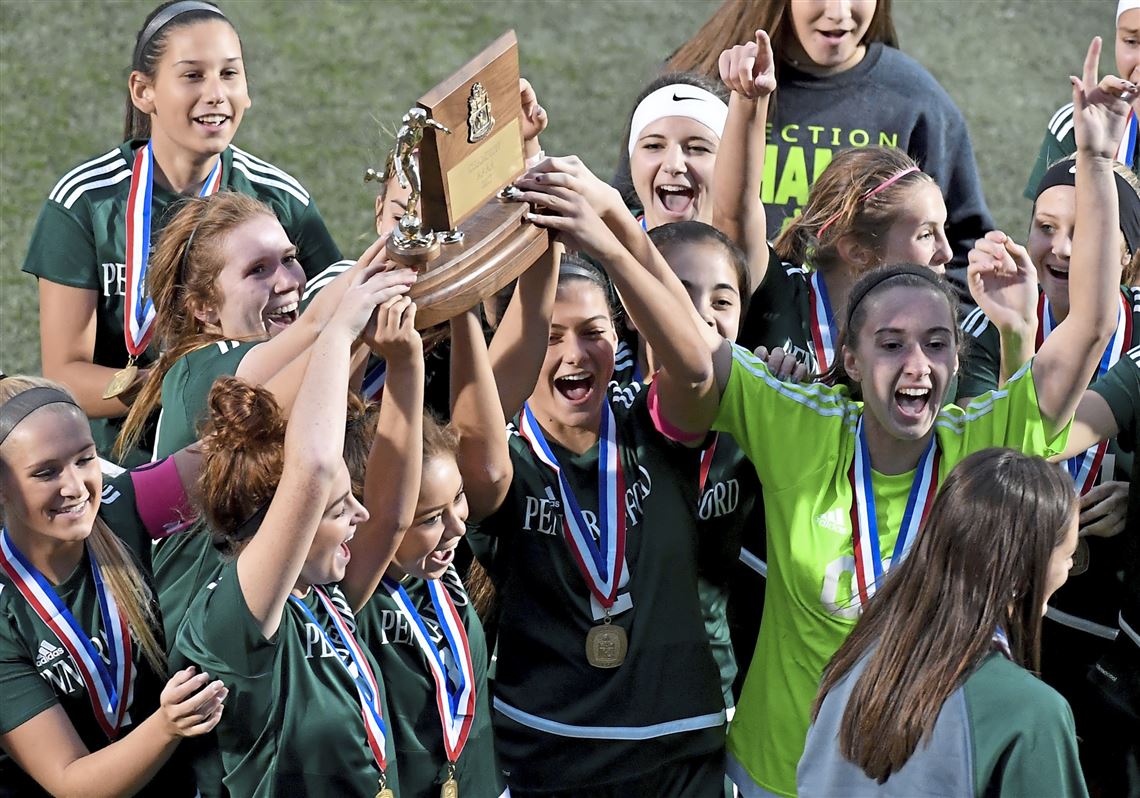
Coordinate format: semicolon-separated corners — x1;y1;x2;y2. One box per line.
815;508;847;533
35;640;66;667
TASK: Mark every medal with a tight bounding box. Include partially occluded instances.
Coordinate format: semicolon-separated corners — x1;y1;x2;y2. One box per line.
1038;291;1131;494
377;789;395;798
123;142;222;363
290;588;388;786
519;402;630;668
381;577;476;779
807;270;836;374
102;361;139;400
849;418;940;608
585;616;628;668
0;529;133;739
1070;538;1090;576
441;762;459;798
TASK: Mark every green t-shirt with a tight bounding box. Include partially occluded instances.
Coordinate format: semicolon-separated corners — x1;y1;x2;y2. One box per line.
0;471;192;797
153;526;223;649
355;567;503;798
798;650;1088;797
175;563;400;797
468;384;726;793
713;344;1070;797
22;141;342;465
154;339;258;458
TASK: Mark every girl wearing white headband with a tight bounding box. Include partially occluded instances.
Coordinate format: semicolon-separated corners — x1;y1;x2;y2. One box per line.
616;73;729;232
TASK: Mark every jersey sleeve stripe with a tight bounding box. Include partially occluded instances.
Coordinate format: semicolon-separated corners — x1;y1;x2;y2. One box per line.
51;157;130;205
301;259;353;300
48;148;123;200
961;307;990;337
1055;119;1075;143
230;147;310;198
61;169;132;209
492;697;726;741
230;160;310;206
1048;103;1075;135
933;360;1027;433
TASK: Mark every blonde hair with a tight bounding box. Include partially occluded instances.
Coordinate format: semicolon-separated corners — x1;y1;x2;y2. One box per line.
0;376;166;675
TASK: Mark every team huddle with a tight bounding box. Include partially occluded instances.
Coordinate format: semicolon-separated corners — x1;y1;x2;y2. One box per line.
3;1;1140;797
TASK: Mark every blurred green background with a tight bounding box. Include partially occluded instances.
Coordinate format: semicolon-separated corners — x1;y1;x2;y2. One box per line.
0;0;1111;374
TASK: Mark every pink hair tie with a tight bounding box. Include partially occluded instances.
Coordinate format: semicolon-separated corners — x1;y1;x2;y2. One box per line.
817;166;921;237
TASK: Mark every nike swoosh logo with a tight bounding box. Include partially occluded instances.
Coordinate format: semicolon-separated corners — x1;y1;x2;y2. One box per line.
672;93;704;102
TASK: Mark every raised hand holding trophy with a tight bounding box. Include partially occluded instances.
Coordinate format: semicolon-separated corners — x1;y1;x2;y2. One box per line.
365;31;549;329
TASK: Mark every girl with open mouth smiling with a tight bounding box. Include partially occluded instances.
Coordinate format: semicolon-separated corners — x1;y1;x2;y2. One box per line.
634;38;1130;798
22;1;342;468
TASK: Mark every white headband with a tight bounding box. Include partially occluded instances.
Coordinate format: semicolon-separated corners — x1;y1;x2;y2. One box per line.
1119;0;1140;22
627;84;728;156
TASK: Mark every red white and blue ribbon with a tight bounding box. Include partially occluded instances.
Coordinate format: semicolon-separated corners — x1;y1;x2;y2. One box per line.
807;271;836;373
290;587;387;775
381;576;476;763
992;627;1012;660
1117;109;1138;169
362;359;387;401
848;419;940;608
1037;291;1132;494
124;142;223;357
517;402;626;607
0;529;133;739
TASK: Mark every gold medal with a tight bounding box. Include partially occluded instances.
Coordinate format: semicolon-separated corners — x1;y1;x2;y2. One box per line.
102;363;139;400
1070;538;1090;576
585;620;627;668
441;777;459;798
376;790;395;798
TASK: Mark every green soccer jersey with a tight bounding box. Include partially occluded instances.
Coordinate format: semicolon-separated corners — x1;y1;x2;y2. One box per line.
153;339;258;458
0;471;192;797
798;650;1088;797
1025;102;1140;198
355;567;503;798
22;141;342;465
175;564;400;797
468;384;726;793
153;526;223;648
713;345;1070;798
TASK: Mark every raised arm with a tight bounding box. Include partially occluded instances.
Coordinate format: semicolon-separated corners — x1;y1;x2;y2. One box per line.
237;265;401;637
340;297;424;612
451;308;513;522
713;29;775;288
1033;37;1134;438
488;241;561;420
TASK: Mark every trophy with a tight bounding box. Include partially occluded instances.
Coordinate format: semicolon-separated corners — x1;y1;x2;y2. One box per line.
365;31;550;329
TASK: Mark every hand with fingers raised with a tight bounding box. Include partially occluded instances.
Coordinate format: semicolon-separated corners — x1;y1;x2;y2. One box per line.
333;264;417;342
1072;36;1137;158
967;230;1038;336
718;29;776;100
365;296;422;363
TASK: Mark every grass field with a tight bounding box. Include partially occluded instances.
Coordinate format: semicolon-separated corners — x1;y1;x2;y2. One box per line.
0;0;1109;376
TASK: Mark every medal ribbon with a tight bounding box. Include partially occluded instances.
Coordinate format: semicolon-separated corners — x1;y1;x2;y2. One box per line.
362;360;387;401
0;529;133;739
1037;291;1131;493
698;434;718;495
992;626;1012;660
517;402;627;607
124;142;223;357
848;418;940;608
289;587;387;773
381;577;476;762
1117;109;1138;168
807;271;836;373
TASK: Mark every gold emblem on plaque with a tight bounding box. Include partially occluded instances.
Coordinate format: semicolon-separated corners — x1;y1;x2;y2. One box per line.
585;621;627;669
466;82;495;143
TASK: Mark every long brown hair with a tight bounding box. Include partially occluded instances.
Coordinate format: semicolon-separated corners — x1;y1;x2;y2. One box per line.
115;192;276;460
665;0;897;118
812;448;1077;783
775;147;932;273
0;377;166;675
125;1;235;141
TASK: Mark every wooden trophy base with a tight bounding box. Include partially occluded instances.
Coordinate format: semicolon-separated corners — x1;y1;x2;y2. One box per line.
388;235;441;268
409;200;549;329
